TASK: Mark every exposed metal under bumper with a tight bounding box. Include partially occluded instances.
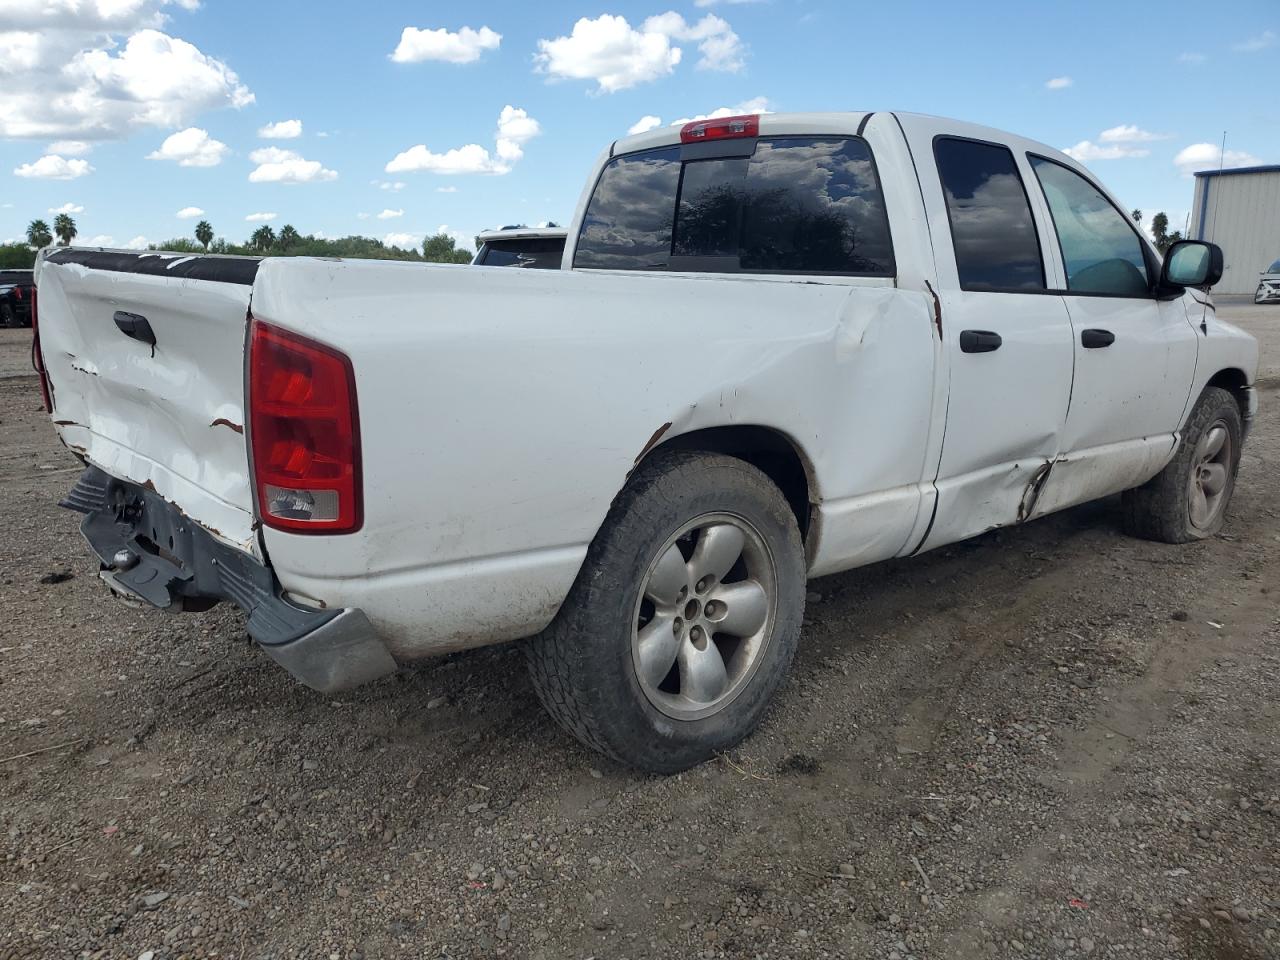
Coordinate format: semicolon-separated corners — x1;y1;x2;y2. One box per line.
62;465;396;692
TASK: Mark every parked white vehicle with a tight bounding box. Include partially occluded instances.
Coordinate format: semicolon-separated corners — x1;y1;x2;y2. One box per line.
472;226;567;269
35;111;1258;772
1256;259;1280;304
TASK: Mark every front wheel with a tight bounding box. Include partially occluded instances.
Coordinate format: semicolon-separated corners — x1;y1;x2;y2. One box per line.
525;449;806;773
1122;386;1243;543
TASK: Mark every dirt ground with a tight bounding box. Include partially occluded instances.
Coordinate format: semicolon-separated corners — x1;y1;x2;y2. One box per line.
2;302;1278;960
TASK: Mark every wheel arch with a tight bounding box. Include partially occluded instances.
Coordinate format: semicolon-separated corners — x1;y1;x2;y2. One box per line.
1203;367;1252;426
635;424;819;544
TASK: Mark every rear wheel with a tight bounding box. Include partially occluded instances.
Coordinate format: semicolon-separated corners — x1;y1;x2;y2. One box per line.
525;449;805;773
1122;387;1242;543
0;303;16;328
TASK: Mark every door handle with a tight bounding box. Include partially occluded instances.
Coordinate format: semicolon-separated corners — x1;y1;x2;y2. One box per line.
959;329;1002;353
113;310;156;349
1080;328;1115;349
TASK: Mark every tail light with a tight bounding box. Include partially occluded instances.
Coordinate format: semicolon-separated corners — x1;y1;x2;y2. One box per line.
249;320;361;533
680;114;759;144
30;287;52;413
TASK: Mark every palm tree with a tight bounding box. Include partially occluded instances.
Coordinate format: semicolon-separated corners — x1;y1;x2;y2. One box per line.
277;224;300;250
53;213;77;246
250;225;276;251
194;220;214;250
26;219;52;248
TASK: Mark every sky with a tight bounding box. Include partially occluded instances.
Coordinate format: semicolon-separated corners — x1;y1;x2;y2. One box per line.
1;0;1276;253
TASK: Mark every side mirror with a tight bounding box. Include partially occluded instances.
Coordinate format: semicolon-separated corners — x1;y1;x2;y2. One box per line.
1161;240;1223;289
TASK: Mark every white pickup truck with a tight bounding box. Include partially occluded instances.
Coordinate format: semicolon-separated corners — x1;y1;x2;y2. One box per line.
35;111;1258;772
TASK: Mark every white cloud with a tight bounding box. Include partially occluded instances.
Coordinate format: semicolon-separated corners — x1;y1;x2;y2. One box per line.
124;235;149;250
1178;51;1206;64
14;154;94;178
642;12;744;72
84;234;114;246
386;105;539;175
146;126;227;166
245;211;277;222
695;0;764;5
376;208;404;219
383;231;422;250
535;12;744;92
48;201;84;214
47;139;91;155
628;115;663;135
257;119;302;139
1234;30;1276;52
390;25;501;64
436;186;458;193
356;212;370;220
1062;141;1149;161
371;179;405;191
434;223;469;248
1098;125;1169;144
1045;76;1072;90
671;95;772;126
1174;142;1262;176
0;22;252;141
176;206;204;218
248;146;336;183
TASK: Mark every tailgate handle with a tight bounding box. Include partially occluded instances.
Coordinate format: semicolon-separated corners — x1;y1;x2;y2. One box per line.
113;311;156;351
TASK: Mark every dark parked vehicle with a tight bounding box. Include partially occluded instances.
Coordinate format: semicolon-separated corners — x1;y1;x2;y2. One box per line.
0;269;34;327
472;227;567;269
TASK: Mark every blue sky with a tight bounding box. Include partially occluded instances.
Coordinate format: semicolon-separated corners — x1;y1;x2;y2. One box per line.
1;0;1276;252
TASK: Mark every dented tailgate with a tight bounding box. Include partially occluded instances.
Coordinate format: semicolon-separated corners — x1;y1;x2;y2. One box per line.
36;249;262;553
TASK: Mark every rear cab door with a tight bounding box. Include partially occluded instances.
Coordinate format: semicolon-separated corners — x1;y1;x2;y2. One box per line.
892;115;1076;550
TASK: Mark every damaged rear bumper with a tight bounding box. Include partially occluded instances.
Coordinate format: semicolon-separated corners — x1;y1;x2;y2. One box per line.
61;466;396;692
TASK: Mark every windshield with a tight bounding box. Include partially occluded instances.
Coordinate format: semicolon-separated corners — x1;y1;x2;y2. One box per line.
477;238;564;269
1268;259;1280;274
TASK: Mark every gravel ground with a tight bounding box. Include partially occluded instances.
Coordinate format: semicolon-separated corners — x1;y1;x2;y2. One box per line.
1;304;1278;960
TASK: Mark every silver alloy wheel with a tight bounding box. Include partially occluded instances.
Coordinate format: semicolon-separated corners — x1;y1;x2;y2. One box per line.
1188;418;1232;531
631;512;777;721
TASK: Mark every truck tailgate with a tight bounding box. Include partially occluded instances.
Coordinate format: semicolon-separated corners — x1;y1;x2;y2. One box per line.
37;249;262;552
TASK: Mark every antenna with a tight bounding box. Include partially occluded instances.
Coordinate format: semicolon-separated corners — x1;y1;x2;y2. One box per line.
1207;130;1226;242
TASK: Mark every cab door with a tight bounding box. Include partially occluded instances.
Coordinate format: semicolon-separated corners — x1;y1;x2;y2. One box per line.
1023;155;1200;517
892;120;1076;552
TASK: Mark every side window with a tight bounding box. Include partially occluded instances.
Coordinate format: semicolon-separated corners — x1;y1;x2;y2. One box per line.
934;137;1046;292
575;137;895;276
1029;156;1151;297
573;147;680;270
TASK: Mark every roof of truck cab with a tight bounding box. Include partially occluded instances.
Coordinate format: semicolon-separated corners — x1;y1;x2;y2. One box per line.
476;228;568;243
610;110;1066;166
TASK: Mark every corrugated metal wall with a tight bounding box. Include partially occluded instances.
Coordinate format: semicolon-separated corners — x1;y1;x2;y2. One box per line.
1190;169;1280;295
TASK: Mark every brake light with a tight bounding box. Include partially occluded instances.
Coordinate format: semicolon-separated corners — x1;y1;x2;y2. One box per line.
679;114;759;144
14;286;22;300
249;320;361;533
31;287;52;413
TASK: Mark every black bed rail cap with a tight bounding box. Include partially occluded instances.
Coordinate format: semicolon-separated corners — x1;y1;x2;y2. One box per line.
43;247;261;286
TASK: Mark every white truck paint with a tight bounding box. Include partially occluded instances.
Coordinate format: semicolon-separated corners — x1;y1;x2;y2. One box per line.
35;111;1259;695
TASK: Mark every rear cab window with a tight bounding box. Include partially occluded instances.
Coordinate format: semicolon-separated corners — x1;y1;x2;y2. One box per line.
573;136;895;277
477;237;565;269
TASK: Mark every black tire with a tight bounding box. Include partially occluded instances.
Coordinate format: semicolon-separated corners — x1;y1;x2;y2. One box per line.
525;449;806;773
1122;386;1242;543
0;303;15;328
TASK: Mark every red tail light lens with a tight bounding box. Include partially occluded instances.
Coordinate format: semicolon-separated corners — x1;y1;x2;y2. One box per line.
31;287;53;413
249;320;361;533
679;114;759;144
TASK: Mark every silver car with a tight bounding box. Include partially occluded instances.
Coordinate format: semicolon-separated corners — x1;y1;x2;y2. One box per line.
1257;259;1280;304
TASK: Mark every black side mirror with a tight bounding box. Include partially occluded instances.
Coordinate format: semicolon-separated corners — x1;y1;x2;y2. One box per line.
1161;240;1224;290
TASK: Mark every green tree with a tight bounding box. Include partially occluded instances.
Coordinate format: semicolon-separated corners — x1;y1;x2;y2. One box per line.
1131;209;1142;224
53;213;77;246
277;224;300;250
250;225;276;251
0;243;37;268
194;220;214;250
26;219;53;248
1149;212;1183;254
422;232;472;264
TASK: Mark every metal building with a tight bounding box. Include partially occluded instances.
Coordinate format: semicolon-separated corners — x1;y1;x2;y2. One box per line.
1189;165;1280;295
